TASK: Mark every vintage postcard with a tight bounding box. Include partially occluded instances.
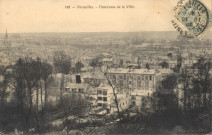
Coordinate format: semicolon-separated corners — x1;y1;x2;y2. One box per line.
0;0;212;134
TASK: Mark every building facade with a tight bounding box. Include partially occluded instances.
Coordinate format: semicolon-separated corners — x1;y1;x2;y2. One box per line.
106;68;160;92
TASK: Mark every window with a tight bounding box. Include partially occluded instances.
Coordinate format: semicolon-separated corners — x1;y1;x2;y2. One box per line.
78;94;81;99
103;91;107;95
103;104;107;108
132;101;136;105
98;103;102;107
97;90;102;94
137;80;141;87
145;76;148;80
72;88;76;92
119;80;123;86
79;88;84;93
137;76;141;80
89;97;93;100
145;81;149;88
119;75;123;79
103;97;107;101
84;78;87;82
131;96;136;100
98;97;102;100
150;76;152;80
76;75;81;83
123;103;124;105
112;79;116;84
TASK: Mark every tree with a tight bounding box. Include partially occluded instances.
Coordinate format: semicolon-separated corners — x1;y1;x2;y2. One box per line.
150;74;178;112
145;63;150;70
40;61;53;108
0;65;9;107
167;53;173;59
192;57;211;109
90;57;102;68
178;67;192;110
12;58;39;129
53;51;71;74
161;74;178;92
59;94;89;134
60;74;65;101
99;68;123;120
75;61;84;73
137;57;141;69
173;54;182;73
159;61;169;68
177;54;182;66
120;59;124;68
34;58;42;112
12;57;53;130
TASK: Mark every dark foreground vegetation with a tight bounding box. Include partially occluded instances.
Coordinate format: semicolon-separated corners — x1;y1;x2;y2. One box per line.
0;54;211;134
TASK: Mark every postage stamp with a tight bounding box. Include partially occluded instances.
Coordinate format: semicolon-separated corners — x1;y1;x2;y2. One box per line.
173;0;212;39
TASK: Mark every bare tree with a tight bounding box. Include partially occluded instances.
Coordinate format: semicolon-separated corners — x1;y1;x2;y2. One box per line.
0;65;9;107
99;68;122;120
40;61;53;108
178;67;192;110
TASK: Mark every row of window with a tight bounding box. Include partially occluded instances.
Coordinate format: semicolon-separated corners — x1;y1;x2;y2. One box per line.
65;88;84;92
111;80;151;88
98;103;107;107
97;97;107;101
71;88;84;92
84;78;103;83
97;90;107;95
109;74;153;81
97;101;128;108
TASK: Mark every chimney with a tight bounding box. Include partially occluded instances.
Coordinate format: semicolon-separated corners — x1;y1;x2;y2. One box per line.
76;75;81;83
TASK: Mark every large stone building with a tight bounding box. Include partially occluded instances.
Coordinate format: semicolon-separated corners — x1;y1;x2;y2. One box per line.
106;68;162;109
106;68;160;92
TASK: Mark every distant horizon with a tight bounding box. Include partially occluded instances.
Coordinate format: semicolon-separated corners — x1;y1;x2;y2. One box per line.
0;30;181;34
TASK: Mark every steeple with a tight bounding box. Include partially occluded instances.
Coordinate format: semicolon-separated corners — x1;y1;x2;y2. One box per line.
5;29;8;39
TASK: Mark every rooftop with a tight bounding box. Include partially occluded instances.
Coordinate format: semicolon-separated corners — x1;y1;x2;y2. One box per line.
102;57;113;62
107;68;157;75
98;83;113;90
82;71;105;79
65;83;89;89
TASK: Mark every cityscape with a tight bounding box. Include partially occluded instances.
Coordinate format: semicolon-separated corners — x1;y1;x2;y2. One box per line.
0;30;211;134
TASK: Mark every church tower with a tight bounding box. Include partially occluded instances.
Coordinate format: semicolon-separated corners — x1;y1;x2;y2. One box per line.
3;29;11;56
5;29;8;39
4;29;9;46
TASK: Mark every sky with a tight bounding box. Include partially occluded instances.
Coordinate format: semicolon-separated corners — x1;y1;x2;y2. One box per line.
0;0;211;33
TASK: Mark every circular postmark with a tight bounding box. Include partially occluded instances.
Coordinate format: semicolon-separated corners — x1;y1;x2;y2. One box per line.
173;0;210;38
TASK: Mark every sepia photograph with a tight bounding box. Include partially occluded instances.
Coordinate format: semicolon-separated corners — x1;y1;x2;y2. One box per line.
0;0;212;134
